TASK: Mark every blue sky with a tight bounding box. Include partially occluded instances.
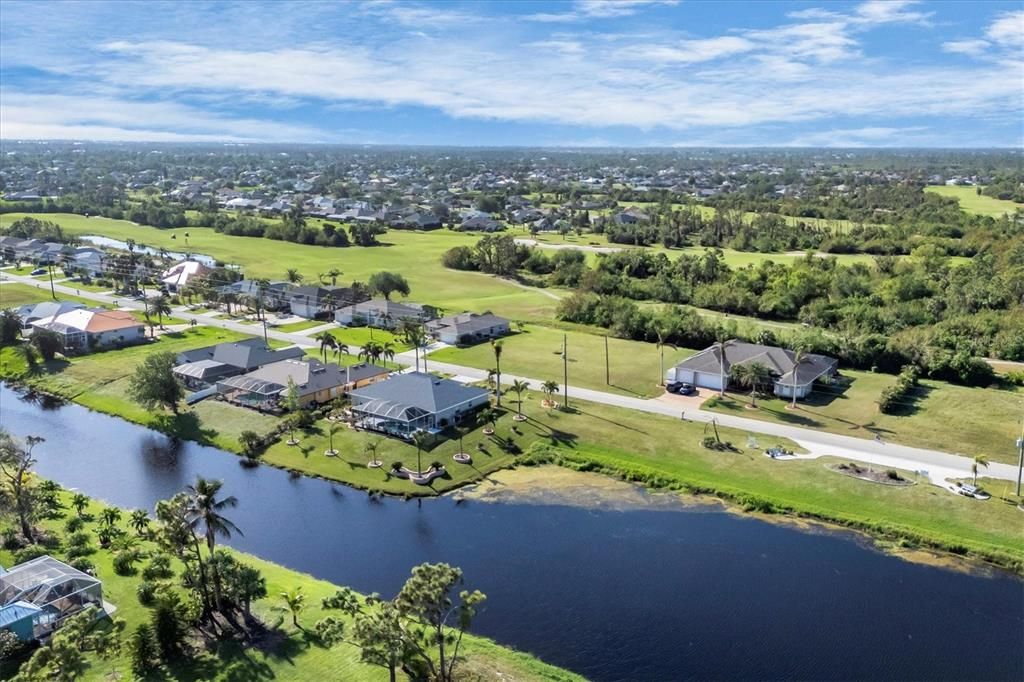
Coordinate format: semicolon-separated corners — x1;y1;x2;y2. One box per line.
1;0;1021;146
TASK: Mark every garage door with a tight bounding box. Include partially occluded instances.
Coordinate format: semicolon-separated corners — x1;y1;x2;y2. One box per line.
693;371;723;390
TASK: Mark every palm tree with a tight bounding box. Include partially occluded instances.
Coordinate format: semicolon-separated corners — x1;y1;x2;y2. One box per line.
491;340;504;406
285;268;303;284
279;587;306;629
314;332;337;363
400;321;428;372
129;509;150;536
380;341;395;369
359;340;383;365
541;380;560;407
411;431;432;474
654;326;674;387
510;379;529;419
326;268;342;286
185;477;242;555
71;493;89;517
325;423;341;456
14;343;39;372
787;347;813;409
148;295;172;329
365;439;382;468
971;454;990;486
712;338;736;396
333;342;350;366
730;362;772;408
478;407;498;434
100;507;122;529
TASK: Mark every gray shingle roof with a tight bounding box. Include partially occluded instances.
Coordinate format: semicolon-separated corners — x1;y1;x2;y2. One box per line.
350;372;488;414
674;341;836;386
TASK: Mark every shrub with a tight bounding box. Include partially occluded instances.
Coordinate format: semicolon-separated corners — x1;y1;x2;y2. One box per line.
878;365;920;414
64;516;85;533
130;624;159;677
152;598;186;661
66;531;92;548
886;469;901;480
65;543;94;560
1005;370;1024;386
391;461;404;472
13;544;47;563
137;581;158;607
68;557;95;573
0;628;27;661
142;554;174;581
113;548;143;575
1;528;21;550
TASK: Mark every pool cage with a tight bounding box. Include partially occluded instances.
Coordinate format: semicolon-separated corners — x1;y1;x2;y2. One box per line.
0;555;103;639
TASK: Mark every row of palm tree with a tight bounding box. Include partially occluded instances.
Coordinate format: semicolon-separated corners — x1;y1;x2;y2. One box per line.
399;319;429;372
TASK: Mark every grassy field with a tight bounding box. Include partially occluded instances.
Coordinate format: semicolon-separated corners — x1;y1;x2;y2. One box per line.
0;281;114;310
0;491;581;682
0;326;280;453
926;185;1024;218
327;325;412;351
276;318;327;333
429;324;696;397
0;213;559;323
707;369;1024;464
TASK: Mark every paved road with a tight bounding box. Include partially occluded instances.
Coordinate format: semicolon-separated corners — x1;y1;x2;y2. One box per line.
5;271;1020;485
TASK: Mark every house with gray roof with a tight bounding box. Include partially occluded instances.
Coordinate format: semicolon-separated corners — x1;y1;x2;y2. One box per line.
334;299;436;329
173;339;305;388
216;358;387;409
350;372;489;437
13;301;87;330
426;312;510;346
666;341;837;400
288;285;369;319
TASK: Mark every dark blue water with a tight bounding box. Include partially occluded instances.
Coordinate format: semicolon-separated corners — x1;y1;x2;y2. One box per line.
2;384;1022;681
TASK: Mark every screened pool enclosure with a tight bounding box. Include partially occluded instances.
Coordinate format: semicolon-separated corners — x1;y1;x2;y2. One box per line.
0;555;104;639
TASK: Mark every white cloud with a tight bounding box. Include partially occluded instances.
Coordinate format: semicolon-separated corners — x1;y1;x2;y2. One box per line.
784;126;931;147
357;1;483;28
853;0;932;26
628;37;755;64
524;0;676;23
942;39;991;57
986;9;1024;47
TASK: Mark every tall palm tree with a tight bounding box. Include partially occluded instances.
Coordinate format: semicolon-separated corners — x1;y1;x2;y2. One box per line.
314;332;337;363
510;379;530;419
148;295;172;329
365;439;382;468
325;423;341;456
401;321;428;372
326;268;342;286
411;431;431;474
129;509;150;536
491;340;504;407
477;407;498;434
333;342;350;366
285;268;303;284
185;477;242;555
712;338;736;396
380;341;395;369
360;340;383;365
787;347;813;408
971;454;990;486
14;343;39;372
731;362;771;408
654;327;674;387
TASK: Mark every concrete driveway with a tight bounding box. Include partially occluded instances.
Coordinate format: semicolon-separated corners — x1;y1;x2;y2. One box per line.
654;387;712;411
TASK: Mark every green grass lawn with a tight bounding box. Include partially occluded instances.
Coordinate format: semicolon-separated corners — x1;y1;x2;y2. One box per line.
275;318;327;333
707;369;1024;464
926;185;1024;218
0;213;560;323
327;325;412;351
0;326;276;453
429;324;695;397
0;491;581;682
0;281;113;310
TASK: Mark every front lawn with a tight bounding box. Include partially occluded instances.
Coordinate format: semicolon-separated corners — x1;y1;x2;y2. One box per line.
0;281;112;310
429;323;697;397
276;318;326;333
327;325;412;351
707;369;1024;464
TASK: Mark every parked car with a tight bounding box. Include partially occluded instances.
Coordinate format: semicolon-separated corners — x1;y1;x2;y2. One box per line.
666;381;682;393
676;383;696;396
30;268;46;275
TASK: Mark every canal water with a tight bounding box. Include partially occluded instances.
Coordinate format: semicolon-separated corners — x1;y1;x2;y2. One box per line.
78;235;218;267
2;384;1022;681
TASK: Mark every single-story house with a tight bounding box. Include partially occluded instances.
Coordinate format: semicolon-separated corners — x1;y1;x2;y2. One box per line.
0;555;105;641
350;372;489;437
161;260;214;292
13;301;86;330
30;308;145;352
665;341;838;400
173;339;305;389
460;215;503;232
217;358;385;409
334;299;435;329
216;280;291;310
288;286;369;319
426;312;510;346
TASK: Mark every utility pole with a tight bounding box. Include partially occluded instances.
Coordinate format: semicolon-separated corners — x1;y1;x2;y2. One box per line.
47;263;56;300
563;333;569;409
1016;409;1023;497
604;334;610;385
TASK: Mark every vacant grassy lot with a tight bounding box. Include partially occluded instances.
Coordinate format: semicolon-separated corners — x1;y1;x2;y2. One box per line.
0;281;113;309
327;325;412;351
708;369;1024;464
0;213;559;322
429;324;696;397
0;326;277;452
0;491;580;682
926;185;1024;218
276;318;327;332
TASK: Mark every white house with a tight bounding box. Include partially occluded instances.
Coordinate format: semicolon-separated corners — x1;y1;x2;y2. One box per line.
30;308;145;352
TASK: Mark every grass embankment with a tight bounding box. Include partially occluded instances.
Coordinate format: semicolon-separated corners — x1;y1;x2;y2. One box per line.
926;185;1024;218
0;213;559;322
707;369;1024;464
429;324;696;397
260;385;1023;571
0;327;281;453
0;491;581;682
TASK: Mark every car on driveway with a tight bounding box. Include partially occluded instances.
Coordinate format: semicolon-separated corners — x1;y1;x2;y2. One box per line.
30;268;46;275
676;382;696;395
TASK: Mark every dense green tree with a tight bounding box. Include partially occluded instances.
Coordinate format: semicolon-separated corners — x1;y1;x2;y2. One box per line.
128;351;183;414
